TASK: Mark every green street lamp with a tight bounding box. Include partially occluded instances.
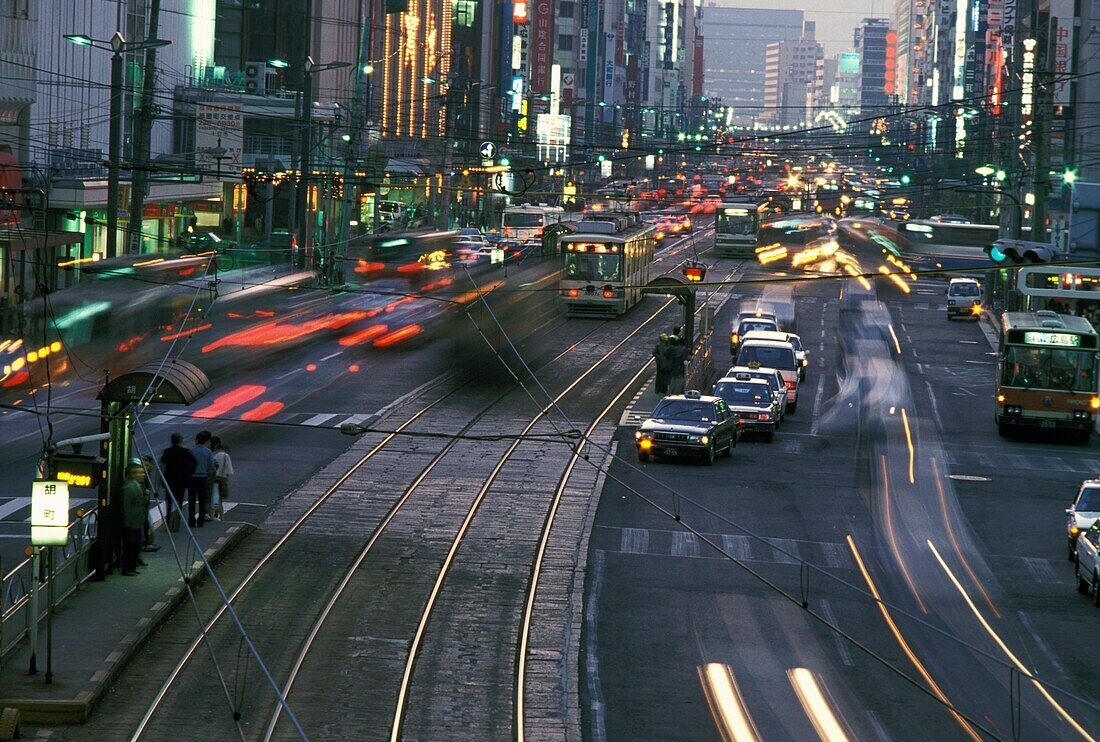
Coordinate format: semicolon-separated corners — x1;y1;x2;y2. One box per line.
1064;169;1078;185
268;58;289;69
974;165;996;177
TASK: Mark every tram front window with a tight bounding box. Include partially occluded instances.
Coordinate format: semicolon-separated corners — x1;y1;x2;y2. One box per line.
716;212;757;236
564;253;622;281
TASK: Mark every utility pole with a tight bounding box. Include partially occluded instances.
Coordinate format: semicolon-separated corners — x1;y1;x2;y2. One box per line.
126;0;161;255
293;0;314;268
1031;6;1053;244
106;35;124;260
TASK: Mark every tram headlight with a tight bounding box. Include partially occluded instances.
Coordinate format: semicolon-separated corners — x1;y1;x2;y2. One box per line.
1092;396;1100;410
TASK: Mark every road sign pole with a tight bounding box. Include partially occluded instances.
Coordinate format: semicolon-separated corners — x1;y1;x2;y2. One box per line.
46;545;54;683
27;547;38;675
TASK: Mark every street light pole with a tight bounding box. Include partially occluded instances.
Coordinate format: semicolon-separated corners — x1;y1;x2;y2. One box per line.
106;33;125;260
295;65;314;267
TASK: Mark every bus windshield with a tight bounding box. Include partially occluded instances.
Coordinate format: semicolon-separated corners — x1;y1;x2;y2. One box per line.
716;209;758;236
1001;345;1098;391
563;252;622;281
504;212;544;228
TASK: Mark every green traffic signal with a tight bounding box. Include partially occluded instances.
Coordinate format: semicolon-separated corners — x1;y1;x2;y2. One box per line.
899;174;911;185
988;243;1007;262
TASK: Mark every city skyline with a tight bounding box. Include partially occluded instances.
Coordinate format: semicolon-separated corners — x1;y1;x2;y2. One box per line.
705;0;878;56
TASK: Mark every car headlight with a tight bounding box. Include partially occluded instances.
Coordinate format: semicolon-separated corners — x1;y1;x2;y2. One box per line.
635;431;651;440
1071;525;1081;537
947;300;956;306
700;435;709;445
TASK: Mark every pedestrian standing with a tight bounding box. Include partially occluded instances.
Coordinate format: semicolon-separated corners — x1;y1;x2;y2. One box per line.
140;455;161;552
211;436;234;521
188;431;215;528
120;462;147;576
667;335;689;394
160;432;195;532
653;332;672;394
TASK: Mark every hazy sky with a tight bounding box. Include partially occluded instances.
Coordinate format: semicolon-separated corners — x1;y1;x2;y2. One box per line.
706;0;882;56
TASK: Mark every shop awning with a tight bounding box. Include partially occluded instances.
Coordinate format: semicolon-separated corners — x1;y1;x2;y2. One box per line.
0;228;84;252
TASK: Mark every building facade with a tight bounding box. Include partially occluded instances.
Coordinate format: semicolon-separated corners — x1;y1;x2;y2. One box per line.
762;21;822;127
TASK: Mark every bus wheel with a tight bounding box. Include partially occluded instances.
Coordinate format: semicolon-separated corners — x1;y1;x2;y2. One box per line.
1075;431;1092;447
997;422;1010;438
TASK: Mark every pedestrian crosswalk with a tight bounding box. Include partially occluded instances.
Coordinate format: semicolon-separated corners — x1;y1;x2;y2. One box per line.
943;449;1100;476
140;408;378;431
596;525;854;570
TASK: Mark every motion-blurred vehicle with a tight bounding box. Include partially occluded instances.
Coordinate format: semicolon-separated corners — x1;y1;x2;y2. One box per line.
929;214;969;224
1075;519;1100;603
946;278;982;320
635;390;739;465
457;228;488;247
713;374;778;442
730;312;780;355
725;365;788;422
735;339;801;412
1067;481;1100;559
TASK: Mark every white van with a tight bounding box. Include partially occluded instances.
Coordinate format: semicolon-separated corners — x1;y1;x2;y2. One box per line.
735;339;800;412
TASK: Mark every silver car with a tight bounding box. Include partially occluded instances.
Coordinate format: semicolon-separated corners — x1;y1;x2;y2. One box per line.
1067;481;1100;560
726;365;788;422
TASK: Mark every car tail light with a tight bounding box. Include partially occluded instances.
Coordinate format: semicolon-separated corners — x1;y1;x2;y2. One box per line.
567;288;579;298
785;380;796;390
602;288;615;299
759;413;770;421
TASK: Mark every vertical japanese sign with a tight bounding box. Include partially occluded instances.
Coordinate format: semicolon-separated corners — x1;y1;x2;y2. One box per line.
603;31;615;102
1051;0;1074;105
31;480;69;546
196;103;244;169
531;0;555;93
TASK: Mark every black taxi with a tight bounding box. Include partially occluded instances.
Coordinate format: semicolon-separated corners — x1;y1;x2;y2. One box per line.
635;390;740;465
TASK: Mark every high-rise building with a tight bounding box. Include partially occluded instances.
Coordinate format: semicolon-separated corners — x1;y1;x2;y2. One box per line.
855;18;892;114
893;0;929;106
762;21;822;127
700;6;803;126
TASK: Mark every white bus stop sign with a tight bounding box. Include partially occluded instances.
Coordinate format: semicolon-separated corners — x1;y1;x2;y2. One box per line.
31;480;70;546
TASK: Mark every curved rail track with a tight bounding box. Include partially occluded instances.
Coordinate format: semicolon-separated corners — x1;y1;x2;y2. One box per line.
128;298;678;741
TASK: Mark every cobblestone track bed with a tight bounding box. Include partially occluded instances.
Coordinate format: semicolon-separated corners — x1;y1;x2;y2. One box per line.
266;316;673;738
116;293;679;741
268;326;672;741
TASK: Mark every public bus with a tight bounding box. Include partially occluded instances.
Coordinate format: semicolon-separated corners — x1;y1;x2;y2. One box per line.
501;204;567;245
896;220;1000;252
558;214;655;316
996;310;1100;443
714;202;761;258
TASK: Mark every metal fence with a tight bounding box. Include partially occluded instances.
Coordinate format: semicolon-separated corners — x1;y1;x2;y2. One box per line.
0;507;98;663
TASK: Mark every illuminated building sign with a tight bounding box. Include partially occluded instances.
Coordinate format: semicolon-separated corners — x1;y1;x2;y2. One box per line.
952;0;970;99
531;0;555;92
1021;37;1036;117
884;31;897;95
514;0;528;23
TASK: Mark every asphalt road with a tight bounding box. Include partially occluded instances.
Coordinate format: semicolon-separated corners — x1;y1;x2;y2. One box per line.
584;230;1100;739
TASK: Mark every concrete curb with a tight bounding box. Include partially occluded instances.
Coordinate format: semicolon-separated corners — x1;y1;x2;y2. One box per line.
1;523;254;724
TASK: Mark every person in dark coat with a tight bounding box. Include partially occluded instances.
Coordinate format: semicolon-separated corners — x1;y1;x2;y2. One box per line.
653;332;672;394
120;462;147;576
667;335;690;394
160;432;195;529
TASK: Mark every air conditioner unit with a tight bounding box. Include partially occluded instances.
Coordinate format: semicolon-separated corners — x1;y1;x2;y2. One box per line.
244;61;267;95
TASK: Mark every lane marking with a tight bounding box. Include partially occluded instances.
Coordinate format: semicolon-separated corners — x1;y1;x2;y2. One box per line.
810;375;825;437
818;599;854;667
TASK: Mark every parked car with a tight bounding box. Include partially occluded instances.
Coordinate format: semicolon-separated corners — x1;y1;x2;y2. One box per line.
1067;480;1100;560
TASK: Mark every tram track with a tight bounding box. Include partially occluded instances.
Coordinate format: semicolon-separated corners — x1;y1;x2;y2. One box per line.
127;289;678;741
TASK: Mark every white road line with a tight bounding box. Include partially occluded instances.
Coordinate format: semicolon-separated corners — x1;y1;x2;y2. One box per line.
671;531;699;558
818;598;855;667
275;368;299;380
924;381;944;431
620;527;649;554
0;498;30;520
722;534;751;561
810;375;826;437
1020;556;1061;584
319;351;342;362
1016;611;1068;678
302;413;339;427
338;413;374;428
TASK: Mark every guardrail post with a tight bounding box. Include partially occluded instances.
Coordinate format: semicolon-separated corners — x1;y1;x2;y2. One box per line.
27;548;39;675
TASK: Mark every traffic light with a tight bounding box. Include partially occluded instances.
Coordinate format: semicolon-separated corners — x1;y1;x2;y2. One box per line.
986;239;1057;264
683;264;707;282
899;174;911;185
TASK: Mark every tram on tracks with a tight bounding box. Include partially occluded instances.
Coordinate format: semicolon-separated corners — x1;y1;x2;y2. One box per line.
557;214;656;317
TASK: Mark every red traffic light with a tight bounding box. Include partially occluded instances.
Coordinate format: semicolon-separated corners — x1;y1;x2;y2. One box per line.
683;265;706;282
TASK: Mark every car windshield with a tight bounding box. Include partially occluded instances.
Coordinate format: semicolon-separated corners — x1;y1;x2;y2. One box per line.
652;400;715;422
950;283;980;297
1001;345;1098;392
1078;488;1100;512
738;345;796;370
739;321;777;335
714;383;770;406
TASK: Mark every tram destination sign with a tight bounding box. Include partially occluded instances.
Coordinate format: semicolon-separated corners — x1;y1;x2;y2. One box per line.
1022;331;1082;347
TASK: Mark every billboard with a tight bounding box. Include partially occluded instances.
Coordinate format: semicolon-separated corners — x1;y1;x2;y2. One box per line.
196;103;243;170
531;0;555;92
839;52;860;76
